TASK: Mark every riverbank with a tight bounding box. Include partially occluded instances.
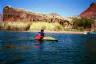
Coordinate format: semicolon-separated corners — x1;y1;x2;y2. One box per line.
0;21;92;34
29;30;85;34
2;30;86;34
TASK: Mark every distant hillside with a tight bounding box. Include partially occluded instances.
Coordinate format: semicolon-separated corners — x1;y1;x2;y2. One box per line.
80;3;96;19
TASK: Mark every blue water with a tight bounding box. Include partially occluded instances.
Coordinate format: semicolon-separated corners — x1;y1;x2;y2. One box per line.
0;30;96;64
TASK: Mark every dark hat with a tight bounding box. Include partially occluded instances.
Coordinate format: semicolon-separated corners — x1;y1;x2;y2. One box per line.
41;28;44;31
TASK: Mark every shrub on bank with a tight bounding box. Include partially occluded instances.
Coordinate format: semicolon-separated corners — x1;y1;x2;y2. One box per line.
72;17;94;31
0;22;5;29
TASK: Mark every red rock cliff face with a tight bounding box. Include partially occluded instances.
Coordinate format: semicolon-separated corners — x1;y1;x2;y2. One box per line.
80;3;96;32
80;3;96;19
3;6;67;24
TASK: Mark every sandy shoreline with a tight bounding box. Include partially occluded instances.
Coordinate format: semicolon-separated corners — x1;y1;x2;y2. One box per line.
1;30;88;34
24;30;86;34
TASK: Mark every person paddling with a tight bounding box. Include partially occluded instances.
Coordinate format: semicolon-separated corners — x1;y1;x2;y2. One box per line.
35;29;45;40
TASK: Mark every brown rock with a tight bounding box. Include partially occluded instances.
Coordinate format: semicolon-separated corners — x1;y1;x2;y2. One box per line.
3;6;69;24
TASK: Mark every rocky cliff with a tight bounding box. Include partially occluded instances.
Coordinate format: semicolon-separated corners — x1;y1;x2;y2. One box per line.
80;2;96;32
0;14;3;21
3;6;69;25
80;3;96;19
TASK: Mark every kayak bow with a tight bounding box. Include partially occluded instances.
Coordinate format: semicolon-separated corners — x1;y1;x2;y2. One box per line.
35;36;58;41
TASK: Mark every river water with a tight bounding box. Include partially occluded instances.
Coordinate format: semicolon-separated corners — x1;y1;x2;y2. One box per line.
0;30;96;64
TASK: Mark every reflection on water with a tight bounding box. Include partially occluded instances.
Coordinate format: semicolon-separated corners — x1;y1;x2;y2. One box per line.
34;40;44;49
0;31;96;64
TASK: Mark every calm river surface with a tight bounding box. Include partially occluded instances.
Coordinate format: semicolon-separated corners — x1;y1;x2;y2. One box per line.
0;30;96;64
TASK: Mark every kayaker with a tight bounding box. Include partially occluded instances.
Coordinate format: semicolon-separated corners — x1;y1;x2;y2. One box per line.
35;28;45;40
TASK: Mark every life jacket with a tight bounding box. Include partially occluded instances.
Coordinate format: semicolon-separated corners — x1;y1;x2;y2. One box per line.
35;32;44;39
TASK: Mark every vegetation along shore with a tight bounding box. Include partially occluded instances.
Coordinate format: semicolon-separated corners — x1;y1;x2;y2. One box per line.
0;4;96;33
0;17;94;33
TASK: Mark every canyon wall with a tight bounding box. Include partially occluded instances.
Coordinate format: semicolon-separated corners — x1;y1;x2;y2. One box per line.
80;3;96;19
3;6;69;25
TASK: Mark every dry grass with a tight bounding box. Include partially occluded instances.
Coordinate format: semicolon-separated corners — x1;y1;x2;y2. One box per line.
0;21;90;32
29;22;64;31
0;21;32;31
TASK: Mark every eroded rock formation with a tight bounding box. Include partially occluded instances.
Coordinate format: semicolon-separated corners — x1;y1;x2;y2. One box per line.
3;6;70;25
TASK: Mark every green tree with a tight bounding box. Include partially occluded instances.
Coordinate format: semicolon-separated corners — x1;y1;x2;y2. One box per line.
72;17;94;29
